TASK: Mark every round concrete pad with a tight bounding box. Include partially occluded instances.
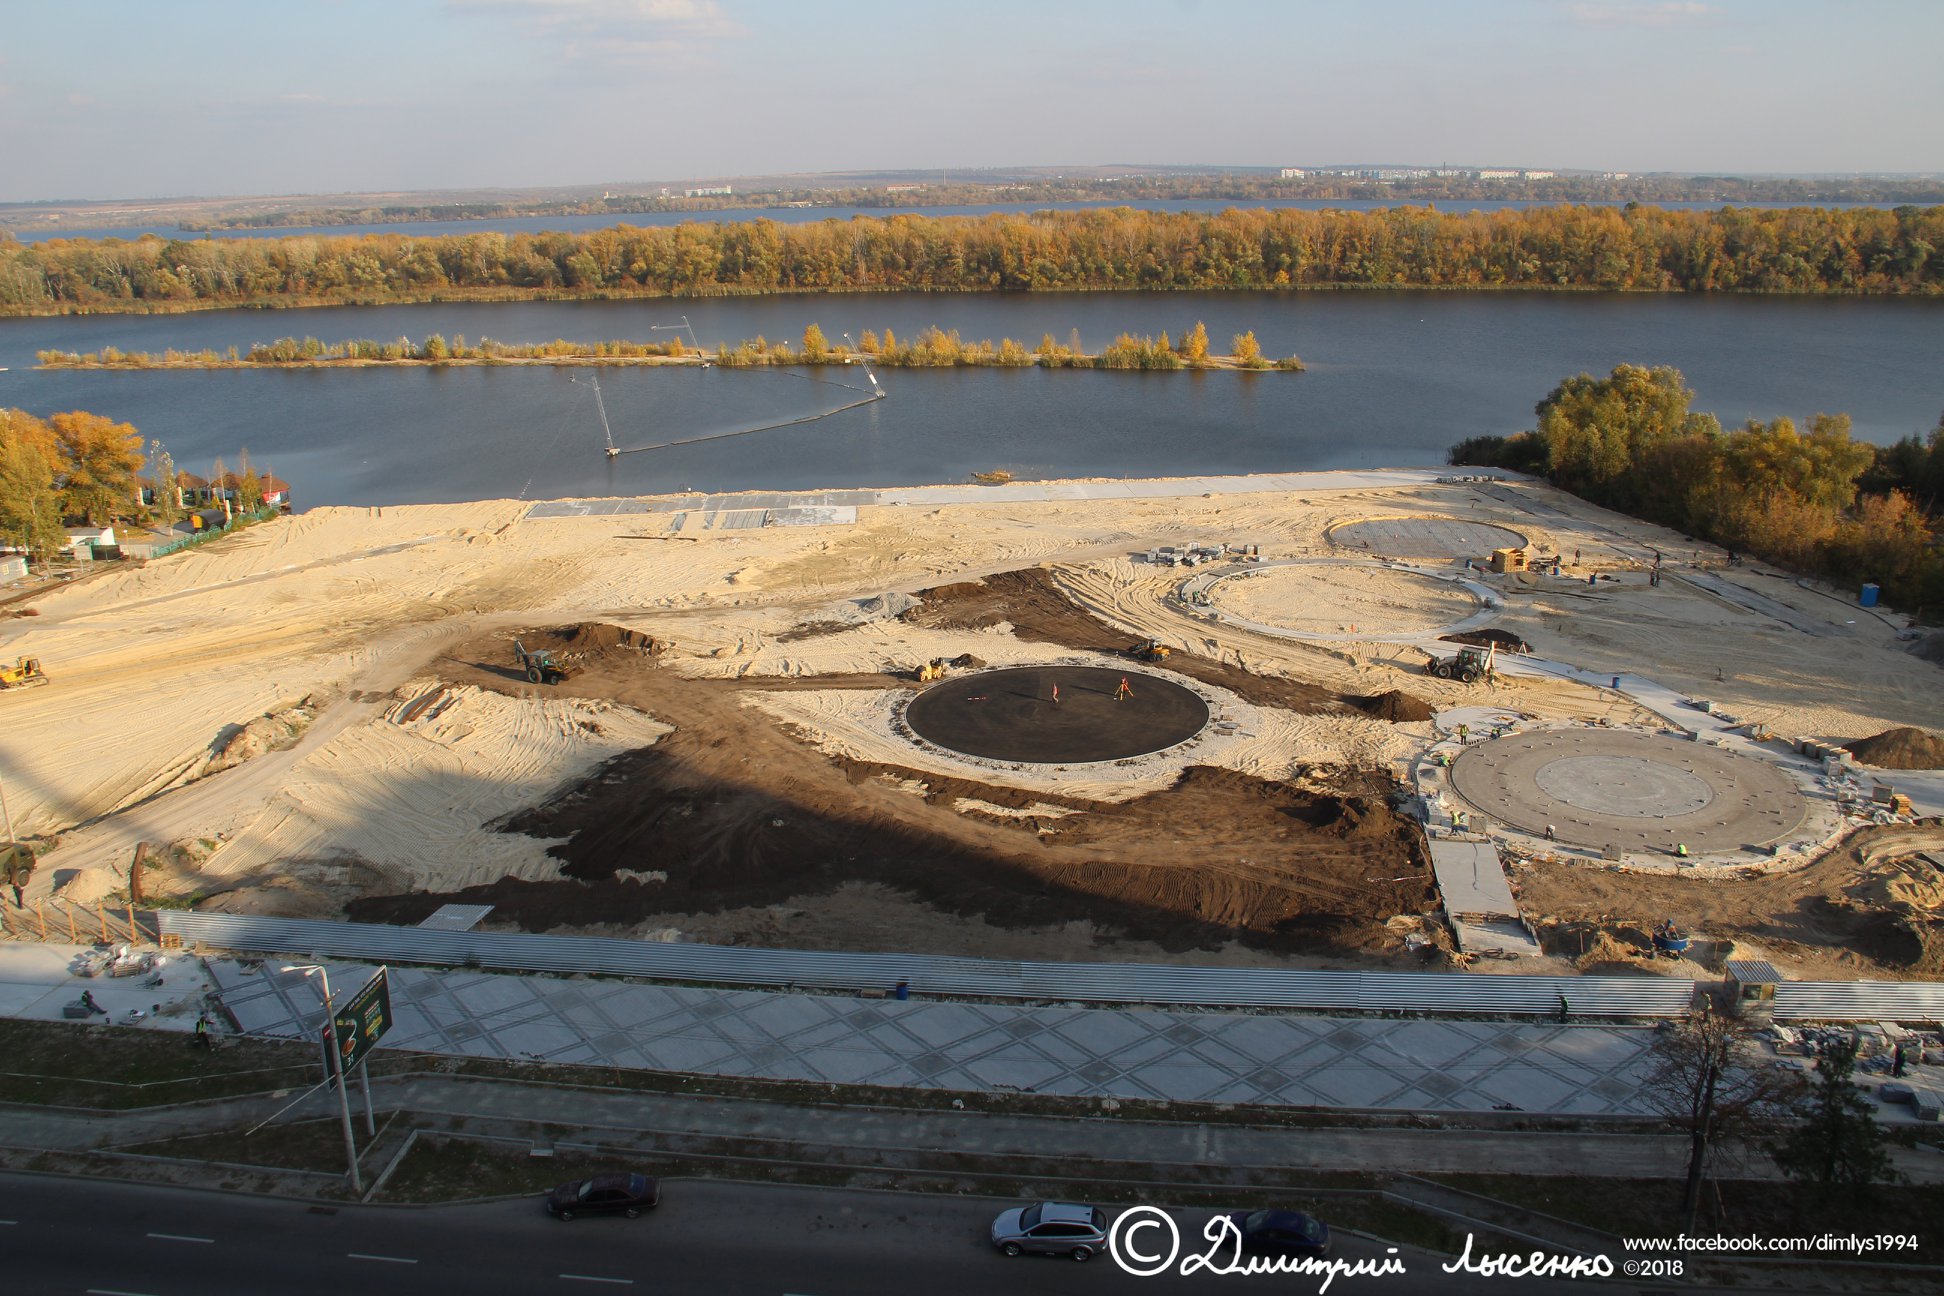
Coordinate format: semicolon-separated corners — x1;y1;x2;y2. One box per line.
1449;729;1807;852
1331;517;1528;558
905;665;1209;764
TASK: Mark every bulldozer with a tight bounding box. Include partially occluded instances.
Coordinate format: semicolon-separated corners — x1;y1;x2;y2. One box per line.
513;640;579;685
1130;639;1172;663
1424;643;1496;684
0;656;48;690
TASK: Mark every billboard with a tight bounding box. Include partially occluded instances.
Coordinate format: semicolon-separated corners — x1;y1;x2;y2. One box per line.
325;967;392;1076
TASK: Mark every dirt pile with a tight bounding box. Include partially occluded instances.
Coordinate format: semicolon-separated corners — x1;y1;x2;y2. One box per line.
1441;628;1531;654
519;624;668;661
349;632;1431;958
1354;690;1436;723
906;568;1346;715
1844;726;1944;769
204;700;317;775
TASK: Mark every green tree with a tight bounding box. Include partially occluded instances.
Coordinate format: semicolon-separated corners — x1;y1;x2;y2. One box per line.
1536;364;1719;496
1774;1038;1899;1195
50;410;145;524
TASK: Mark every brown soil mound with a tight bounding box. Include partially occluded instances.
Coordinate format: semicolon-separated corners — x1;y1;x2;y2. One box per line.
349;628;1432;958
1844;726;1944;769
1441;628;1530;654
905;568;1346;715
521;624;667;659
1354;690;1436;724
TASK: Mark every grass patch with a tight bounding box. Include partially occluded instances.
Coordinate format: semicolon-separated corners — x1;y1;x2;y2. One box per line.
378;1133;613;1204
120;1117;355;1174
0;1018;327;1108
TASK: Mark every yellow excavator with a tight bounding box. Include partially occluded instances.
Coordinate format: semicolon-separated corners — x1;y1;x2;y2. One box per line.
1130;639;1171;663
0;656;49;690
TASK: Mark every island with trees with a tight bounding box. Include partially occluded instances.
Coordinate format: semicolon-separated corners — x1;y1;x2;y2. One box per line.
3;204;1939;316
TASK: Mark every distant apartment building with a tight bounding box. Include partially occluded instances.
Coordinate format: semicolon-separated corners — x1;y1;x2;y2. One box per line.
1523;170;1555;180
684;185;733;198
1280;168;1307;179
1476;169;1521;180
885;184;925;192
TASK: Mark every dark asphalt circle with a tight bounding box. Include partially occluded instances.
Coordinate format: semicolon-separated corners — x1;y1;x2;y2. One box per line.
905;665;1210;764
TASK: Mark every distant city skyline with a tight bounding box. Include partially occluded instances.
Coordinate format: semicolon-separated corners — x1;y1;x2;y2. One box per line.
1;0;1937;203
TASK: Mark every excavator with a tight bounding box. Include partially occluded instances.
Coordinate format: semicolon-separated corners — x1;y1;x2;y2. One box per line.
1423;643;1496;684
0;656;48;690
1130;639;1171;663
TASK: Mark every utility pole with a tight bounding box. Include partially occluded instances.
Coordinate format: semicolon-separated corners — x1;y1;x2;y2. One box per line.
0;766;15;847
284;964;361;1193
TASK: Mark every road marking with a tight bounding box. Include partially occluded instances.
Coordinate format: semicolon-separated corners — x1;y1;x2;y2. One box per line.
560;1275;634;1285
147;1232;215;1244
349;1253;419;1264
87;1289;161;1296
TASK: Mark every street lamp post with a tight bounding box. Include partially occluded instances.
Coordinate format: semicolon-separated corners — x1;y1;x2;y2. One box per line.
283;963;361;1193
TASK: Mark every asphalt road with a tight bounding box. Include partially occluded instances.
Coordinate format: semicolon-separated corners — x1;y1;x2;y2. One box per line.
0;1174;1624;1296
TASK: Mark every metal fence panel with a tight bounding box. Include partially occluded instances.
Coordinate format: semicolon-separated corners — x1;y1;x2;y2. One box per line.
1773;981;1944;1022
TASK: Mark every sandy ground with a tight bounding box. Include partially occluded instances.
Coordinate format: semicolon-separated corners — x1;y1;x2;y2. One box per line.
1209;560;1480;636
4;473;1941;975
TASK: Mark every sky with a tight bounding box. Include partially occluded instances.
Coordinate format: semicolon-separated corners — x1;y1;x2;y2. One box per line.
0;0;1937;202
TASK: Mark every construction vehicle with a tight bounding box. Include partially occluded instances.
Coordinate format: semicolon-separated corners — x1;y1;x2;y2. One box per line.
915;659;950;682
0;656;49;690
1424;643;1495;684
1130;639;1172;663
513;640;579;685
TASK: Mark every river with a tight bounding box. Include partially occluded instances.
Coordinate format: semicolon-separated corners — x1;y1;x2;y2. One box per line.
0;292;1939;507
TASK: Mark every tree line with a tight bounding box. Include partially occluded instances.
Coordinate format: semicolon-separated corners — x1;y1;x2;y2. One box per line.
0;408;273;561
1451;365;1944;613
38;323;1300;372
174;174;1944;233
3;204;1939;315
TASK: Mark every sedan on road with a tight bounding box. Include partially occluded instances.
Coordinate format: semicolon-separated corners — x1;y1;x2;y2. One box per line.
989;1201;1109;1261
546;1173;661;1221
1225;1208;1331;1260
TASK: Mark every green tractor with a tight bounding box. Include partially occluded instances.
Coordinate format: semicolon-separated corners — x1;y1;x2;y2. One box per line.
513;639;580;685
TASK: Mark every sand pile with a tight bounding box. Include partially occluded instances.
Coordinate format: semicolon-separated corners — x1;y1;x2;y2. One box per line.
520;623;668;662
1854;856;1944;912
1844;726;1944;769
1355;690;1436;723
205;700;317;775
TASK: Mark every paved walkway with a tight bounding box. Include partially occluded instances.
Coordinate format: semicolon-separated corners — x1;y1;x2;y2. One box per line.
205;957;1664;1118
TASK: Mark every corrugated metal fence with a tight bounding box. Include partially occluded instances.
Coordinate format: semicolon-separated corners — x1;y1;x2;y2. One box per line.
156;912;1703;1017
1774;981;1944;1022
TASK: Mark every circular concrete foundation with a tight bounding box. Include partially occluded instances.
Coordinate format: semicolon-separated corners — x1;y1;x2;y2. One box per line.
1448;729;1808;852
904;665;1209;764
1330;516;1529;559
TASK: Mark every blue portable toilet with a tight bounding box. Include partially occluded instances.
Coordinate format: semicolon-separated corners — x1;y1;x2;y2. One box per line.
1860;583;1880;607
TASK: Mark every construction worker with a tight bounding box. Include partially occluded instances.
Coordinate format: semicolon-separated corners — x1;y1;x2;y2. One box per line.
1675;843;1689;859
1050;683;1060;705
1115;677;1133;702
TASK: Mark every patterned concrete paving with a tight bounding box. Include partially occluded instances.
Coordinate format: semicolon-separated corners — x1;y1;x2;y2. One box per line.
210;959;1660;1117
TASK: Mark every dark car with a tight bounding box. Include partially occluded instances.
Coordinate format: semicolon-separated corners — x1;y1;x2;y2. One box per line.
546;1173;661;1220
990;1201;1109;1261
1226;1208;1331;1259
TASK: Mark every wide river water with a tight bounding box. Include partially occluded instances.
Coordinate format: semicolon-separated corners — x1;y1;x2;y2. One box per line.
1;292;1940;507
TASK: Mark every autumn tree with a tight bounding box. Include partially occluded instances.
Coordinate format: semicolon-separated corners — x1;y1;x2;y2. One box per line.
0;410;62;561
800;323;830;362
1180;321;1210;364
146;439;181;524
49;410;144;524
1231;331;1266;368
236;447;263;512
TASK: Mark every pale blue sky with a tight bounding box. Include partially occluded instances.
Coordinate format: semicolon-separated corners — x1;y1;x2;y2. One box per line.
0;0;1936;201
